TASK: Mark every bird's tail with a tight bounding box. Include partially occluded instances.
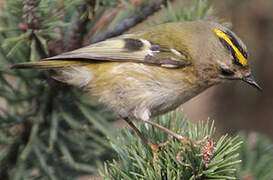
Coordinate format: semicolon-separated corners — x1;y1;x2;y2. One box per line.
10;60;93;87
10;60;89;69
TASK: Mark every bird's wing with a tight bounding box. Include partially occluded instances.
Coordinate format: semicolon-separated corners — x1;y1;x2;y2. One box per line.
44;34;191;68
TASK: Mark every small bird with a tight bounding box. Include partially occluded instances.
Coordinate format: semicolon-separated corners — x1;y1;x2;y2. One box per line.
11;21;261;151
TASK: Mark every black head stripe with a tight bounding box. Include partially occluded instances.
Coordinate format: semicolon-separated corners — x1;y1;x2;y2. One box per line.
224;30;248;59
124;38;143;51
219;37;232;52
218;37;242;66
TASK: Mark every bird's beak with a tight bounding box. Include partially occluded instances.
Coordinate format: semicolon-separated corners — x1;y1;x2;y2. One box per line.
242;74;262;91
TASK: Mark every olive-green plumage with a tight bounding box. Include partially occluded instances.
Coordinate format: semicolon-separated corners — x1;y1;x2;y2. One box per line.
11;21;261;122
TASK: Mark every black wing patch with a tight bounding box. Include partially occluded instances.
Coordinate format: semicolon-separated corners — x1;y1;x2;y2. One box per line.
124;38;144;51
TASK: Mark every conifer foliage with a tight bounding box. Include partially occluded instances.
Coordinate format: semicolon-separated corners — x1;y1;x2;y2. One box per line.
0;0;272;179
101;110;243;180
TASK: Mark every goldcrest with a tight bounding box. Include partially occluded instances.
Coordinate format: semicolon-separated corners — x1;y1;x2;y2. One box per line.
11;21;261;149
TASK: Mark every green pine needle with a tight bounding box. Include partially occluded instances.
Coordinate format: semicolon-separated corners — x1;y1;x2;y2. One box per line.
101;110;242;179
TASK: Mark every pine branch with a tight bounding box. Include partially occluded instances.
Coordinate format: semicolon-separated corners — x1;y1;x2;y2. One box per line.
101;110;243;179
90;0;168;44
83;0;144;45
0;0;120;179
65;0;95;51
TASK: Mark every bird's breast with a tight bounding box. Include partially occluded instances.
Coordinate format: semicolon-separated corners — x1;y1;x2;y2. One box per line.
85;62;208;120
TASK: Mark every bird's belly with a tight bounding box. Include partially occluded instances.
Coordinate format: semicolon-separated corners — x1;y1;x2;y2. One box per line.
150;88;199;117
86;62;203;120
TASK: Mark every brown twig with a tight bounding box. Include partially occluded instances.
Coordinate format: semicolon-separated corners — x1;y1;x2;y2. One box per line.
65;0;96;51
83;0;143;45
90;0;167;44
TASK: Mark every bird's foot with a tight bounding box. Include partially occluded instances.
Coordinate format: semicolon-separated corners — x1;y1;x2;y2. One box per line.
152;141;170;169
142;120;190;145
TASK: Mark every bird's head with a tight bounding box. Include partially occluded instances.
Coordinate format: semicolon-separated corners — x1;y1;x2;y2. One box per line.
194;21;261;90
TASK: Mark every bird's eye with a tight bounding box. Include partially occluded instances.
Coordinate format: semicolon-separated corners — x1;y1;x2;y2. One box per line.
221;68;234;76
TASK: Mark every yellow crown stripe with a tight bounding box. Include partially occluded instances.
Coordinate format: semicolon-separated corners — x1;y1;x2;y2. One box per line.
213;29;248;67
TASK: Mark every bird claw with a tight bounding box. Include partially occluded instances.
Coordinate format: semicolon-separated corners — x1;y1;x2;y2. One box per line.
152;140;170;169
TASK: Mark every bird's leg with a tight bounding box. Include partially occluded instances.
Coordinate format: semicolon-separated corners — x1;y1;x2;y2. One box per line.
142;120;190;145
123;117;160;152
